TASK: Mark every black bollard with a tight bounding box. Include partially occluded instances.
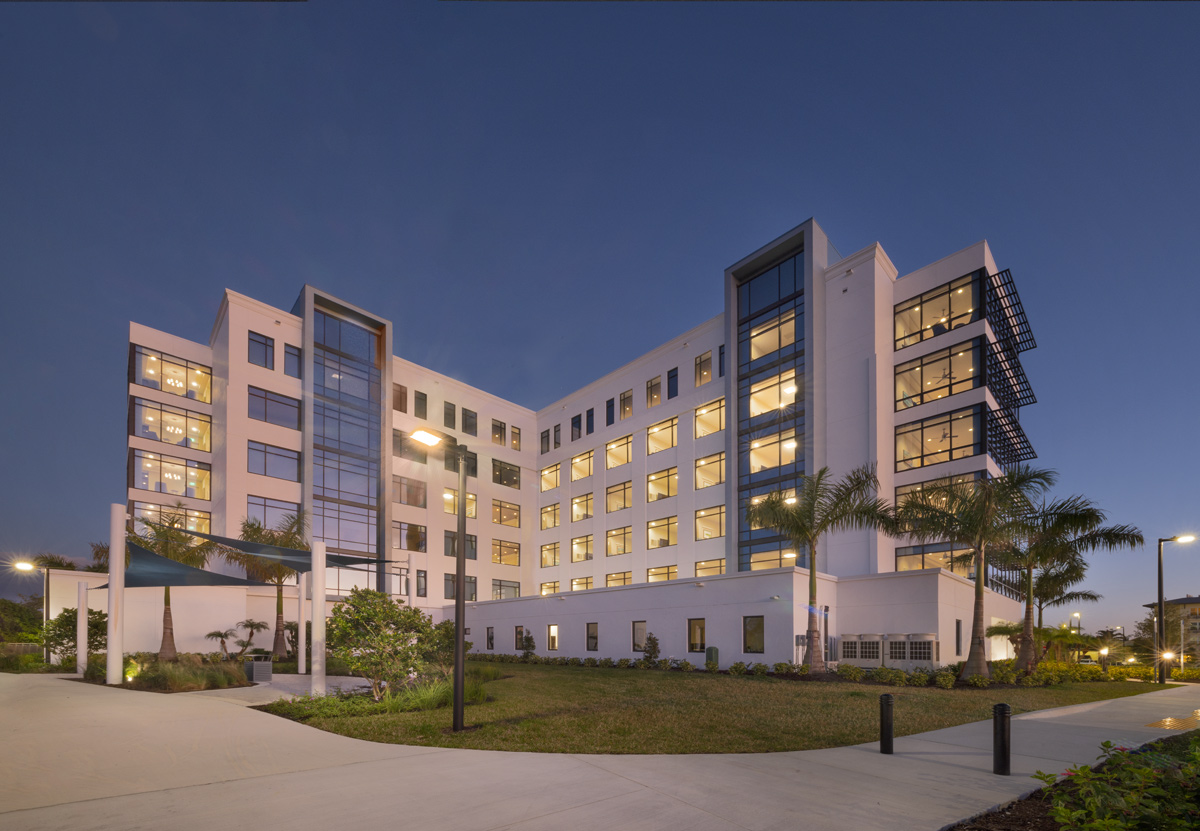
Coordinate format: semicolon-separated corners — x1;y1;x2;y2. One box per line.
880;693;894;755
993;703;1011;775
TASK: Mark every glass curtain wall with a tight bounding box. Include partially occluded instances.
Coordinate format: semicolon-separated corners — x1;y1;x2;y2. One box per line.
735;249;806;571
311;308;383;563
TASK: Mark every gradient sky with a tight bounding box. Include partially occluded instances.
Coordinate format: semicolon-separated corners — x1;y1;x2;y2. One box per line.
2;3;1197;635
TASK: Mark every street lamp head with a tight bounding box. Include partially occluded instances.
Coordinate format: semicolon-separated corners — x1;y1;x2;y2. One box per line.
1100;648;1109;656
1073;612;1080;618
1163;651;1175;660
14;561;34;572
410;430;443;447
1177;535;1196;544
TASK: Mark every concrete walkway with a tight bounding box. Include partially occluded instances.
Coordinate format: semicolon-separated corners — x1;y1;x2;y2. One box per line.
2;674;1198;831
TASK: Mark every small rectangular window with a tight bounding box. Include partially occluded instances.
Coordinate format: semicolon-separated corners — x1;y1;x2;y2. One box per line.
695;399;725;437
719;344;725;377
571;577;593;591
743;616;764;654
571;493;593;521
553;424;561;448
486;627;494;650
647;467;678;503
540;430;550;454
416;570;427;597
540;581;559;595
646;376;661;408
492;419;506;446
444;449;478;477
395;431;427;465
606;526;631;557
695;558;725;577
606;398;615;426
547;624;559;651
695;505;725;540
249;387;301;430
392;384;407;413
515;626;524;651
632;621;646;652
444;401;456;429
540;542;560;568
443;488;477;518
688;618;706;653
444;574;477;601
492;459;520;489
249;331;274;369
571;414;582;441
667;368;678;399
586;622;598;652
491;540;520;566
620;390;632;420
571;535;593;562
606;435;632;469
540;463;560;491
393;522;427;552
647;417;678;454
586;409;594;434
512;427;521;450
695;351;712;386
491;579;520;600
444;531;478;560
247;441;299;482
462;409;477;436
414;391;427;419
955;619;962;656
647;565;677;582
284;345;302;378
606;481;632;513
540;503;560;529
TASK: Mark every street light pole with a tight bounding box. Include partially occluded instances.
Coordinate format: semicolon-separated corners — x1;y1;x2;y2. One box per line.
1157;535;1195;684
452;442;468;732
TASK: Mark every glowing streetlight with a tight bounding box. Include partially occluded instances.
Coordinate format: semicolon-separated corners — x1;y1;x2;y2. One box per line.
14;561;34;572
1157;535;1195;683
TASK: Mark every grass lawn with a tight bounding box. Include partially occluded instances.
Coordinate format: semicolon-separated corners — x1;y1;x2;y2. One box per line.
269;662;1172;754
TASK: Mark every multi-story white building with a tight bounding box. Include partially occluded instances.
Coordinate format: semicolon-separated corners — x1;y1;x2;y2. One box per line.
56;217;1033;668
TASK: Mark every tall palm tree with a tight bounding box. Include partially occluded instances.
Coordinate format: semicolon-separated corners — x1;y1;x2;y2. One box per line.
897;464;1056;680
133;504;225;662
229;512;307;659
992;496;1141;671
744;465;894;673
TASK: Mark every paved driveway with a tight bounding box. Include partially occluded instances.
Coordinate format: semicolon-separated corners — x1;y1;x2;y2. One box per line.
2;673;1197;831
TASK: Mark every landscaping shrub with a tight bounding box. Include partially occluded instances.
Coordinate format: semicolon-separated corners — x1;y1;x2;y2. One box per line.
567;657;583;667
41;607;107;662
705;660;719;673
1033;735;1200;830
836;663;864;681
750;662;769;676
129;660;248;692
989;659;1017;685
327;588;433;700
1109;665;1154;681
871;666;907;687
728;661;748;676
597;658;614;668
467;664;503;682
675;660;694;672
520;633;537;661
655;658;672;671
634;658;651;669
773;661;806;676
1171;668;1200;682
616;658;632;668
0;653;48;673
907;669;930;687
583;657;598;668
643;633;661;663
933;671;956;689
965;674;991;688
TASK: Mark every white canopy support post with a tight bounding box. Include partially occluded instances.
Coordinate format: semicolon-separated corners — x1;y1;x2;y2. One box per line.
106;503;125;685
76;582;88;675
311;541;325;695
297;572;307;675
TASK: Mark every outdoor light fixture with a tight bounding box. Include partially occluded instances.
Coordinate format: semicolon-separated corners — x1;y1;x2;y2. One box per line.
1163;651;1175;660
14;561;33;572
409;429;442;447
1157;535;1195;683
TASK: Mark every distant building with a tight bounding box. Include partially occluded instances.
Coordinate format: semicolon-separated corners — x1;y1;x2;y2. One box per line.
52;218;1033;667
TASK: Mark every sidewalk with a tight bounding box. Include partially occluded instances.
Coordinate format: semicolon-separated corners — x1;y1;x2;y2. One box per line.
2;673;1197;831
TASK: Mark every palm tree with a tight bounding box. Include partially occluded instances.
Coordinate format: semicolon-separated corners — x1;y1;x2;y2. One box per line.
992;496;1141;671
897;464;1056;680
228;512;307;659
33;553;79;570
1033;558;1101;631
132;504;226;662
234;619;269;658
744;465;894;673
205;628;235;660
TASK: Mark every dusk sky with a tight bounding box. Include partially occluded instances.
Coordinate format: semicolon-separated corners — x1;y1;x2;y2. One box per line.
2;3;1197;635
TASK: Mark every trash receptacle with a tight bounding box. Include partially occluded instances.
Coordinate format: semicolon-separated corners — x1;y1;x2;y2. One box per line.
244;655;273;683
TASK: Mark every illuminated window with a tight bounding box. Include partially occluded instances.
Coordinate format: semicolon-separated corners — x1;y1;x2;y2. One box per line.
571;535;593;562
646;467;678;502
748;308;796;360
695;398;725;437
747;369;799;417
688;619;706;653
511;427;521;450
746;429;797;473
894;271;983;350
540;463;560;492
132;345;212;403
606;435;632;469
647;376;661;408
620;390;632;420
647;417;678;454
894;339;982;410
571;577;593;591
695;351;712;386
131;501;210;534
492;419;506;446
540;542;560;568
695;559;725;577
695;505;725;540
540;504;560;530
492;499;520;527
647;516;677;549
442;488;477;518
132;398;211;452
606;571;632;587
695;452;725;490
606;526;632;557
540;581;559;595
571;450;593;481
895;406;982;471
492;539;520;566
571;493;593;521
648;565;677;583
606;481;632;512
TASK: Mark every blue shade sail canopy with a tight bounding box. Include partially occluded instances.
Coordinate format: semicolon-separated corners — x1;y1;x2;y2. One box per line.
97;541;272;589
183;530;374;572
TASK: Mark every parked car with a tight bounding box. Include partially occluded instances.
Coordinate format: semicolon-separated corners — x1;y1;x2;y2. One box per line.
1078;657;1096;665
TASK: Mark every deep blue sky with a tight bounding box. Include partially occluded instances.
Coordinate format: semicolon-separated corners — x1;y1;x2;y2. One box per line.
2;3;1197;634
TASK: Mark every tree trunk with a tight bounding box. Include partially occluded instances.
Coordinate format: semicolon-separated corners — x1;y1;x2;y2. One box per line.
272;583;288;659
1015;564;1038;671
158;585;177;662
960;544;989;679
806;538;826;673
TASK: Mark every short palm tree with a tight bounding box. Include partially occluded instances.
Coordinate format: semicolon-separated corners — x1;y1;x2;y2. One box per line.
1033;558;1101;631
744;465;894;673
228;512;307;659
234;618;270;657
992;496;1141;671
897;464;1055;680
205;628;235;660
133;504;227;662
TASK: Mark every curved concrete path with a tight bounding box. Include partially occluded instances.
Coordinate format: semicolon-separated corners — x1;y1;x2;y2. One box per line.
2;673;1198;831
